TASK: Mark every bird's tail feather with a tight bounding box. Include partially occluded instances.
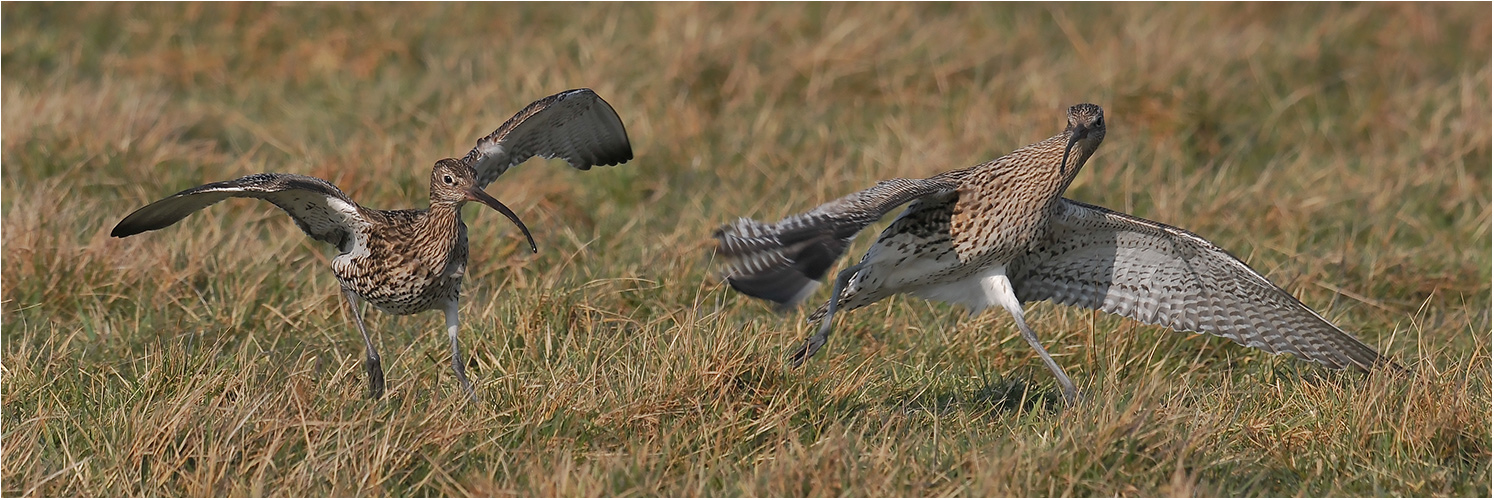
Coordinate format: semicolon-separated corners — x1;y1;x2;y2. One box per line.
714;217;839;309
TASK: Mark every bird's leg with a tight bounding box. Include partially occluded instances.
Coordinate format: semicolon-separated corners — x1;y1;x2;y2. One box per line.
344;288;385;400
791;263;865;367
984;270;1078;405
444;298;478;402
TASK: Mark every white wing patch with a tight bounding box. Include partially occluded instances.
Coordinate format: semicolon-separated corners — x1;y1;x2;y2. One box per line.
477;141;505;163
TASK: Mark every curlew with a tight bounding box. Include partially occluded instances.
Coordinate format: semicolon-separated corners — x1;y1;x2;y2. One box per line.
714;103;1397;404
113;88;633;400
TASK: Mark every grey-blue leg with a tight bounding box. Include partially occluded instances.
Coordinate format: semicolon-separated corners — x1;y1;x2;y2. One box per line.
983;269;1078;405
791;263;865;367
444;298;478;401
344;288;385;400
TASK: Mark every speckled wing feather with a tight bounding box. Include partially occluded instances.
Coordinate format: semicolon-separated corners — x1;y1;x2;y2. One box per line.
111;173;369;250
462;88;634;188
713;173;965;307
1008;198;1393;372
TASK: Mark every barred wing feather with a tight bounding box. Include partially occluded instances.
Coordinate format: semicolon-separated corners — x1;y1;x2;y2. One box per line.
714;174;964;307
462;88;633;188
111;173;368;250
1008;198;1391;371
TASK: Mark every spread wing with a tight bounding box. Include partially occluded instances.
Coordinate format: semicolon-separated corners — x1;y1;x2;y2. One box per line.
714;174;965;307
1008;198;1396;372
462;88;634;188
111;173;369;250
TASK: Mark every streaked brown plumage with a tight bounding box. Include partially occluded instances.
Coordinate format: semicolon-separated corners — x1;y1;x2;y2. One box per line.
113;88;633;400
714;103;1398;404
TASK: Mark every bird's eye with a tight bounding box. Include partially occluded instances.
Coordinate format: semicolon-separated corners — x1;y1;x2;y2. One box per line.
443;175;455;185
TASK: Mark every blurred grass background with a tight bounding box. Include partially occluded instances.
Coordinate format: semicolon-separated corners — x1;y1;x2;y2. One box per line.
2;2;1489;496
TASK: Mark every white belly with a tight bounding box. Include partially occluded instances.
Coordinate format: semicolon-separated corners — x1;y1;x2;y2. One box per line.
906;263;1013;315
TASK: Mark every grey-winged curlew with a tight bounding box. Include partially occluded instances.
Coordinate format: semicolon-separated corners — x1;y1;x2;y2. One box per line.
714;103;1397;404
113;88;633;400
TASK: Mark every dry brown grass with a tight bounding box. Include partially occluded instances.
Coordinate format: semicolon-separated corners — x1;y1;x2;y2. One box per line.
3;3;1489;496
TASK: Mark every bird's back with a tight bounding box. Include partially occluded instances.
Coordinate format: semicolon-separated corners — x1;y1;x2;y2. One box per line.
811;142;1076;319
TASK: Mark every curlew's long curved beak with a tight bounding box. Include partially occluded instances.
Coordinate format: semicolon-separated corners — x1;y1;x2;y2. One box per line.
466;187;538;253
1059;124;1086;178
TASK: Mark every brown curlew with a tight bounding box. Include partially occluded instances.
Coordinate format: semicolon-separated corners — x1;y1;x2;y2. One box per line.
112;88;633;400
714;103;1398;404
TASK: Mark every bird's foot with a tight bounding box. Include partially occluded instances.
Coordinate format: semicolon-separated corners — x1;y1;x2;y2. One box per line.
452;365;478;403
789;335;827;368
459;380;477;403
1058;388;1083;408
365;356;386;400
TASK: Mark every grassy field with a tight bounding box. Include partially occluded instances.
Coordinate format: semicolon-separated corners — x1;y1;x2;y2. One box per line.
2;3;1489;496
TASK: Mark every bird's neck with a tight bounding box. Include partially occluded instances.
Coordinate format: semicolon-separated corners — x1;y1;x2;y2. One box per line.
1053;138;1091;199
992;134;1085;195
413;201;466;274
426;200;465;221
972;133;1093;221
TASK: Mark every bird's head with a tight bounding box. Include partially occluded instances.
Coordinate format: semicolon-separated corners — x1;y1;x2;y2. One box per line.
1059;103;1106;177
430;158;536;253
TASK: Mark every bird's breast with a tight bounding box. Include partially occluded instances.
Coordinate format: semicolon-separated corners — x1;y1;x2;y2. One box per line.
331;229;464;315
948;172;1065;267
